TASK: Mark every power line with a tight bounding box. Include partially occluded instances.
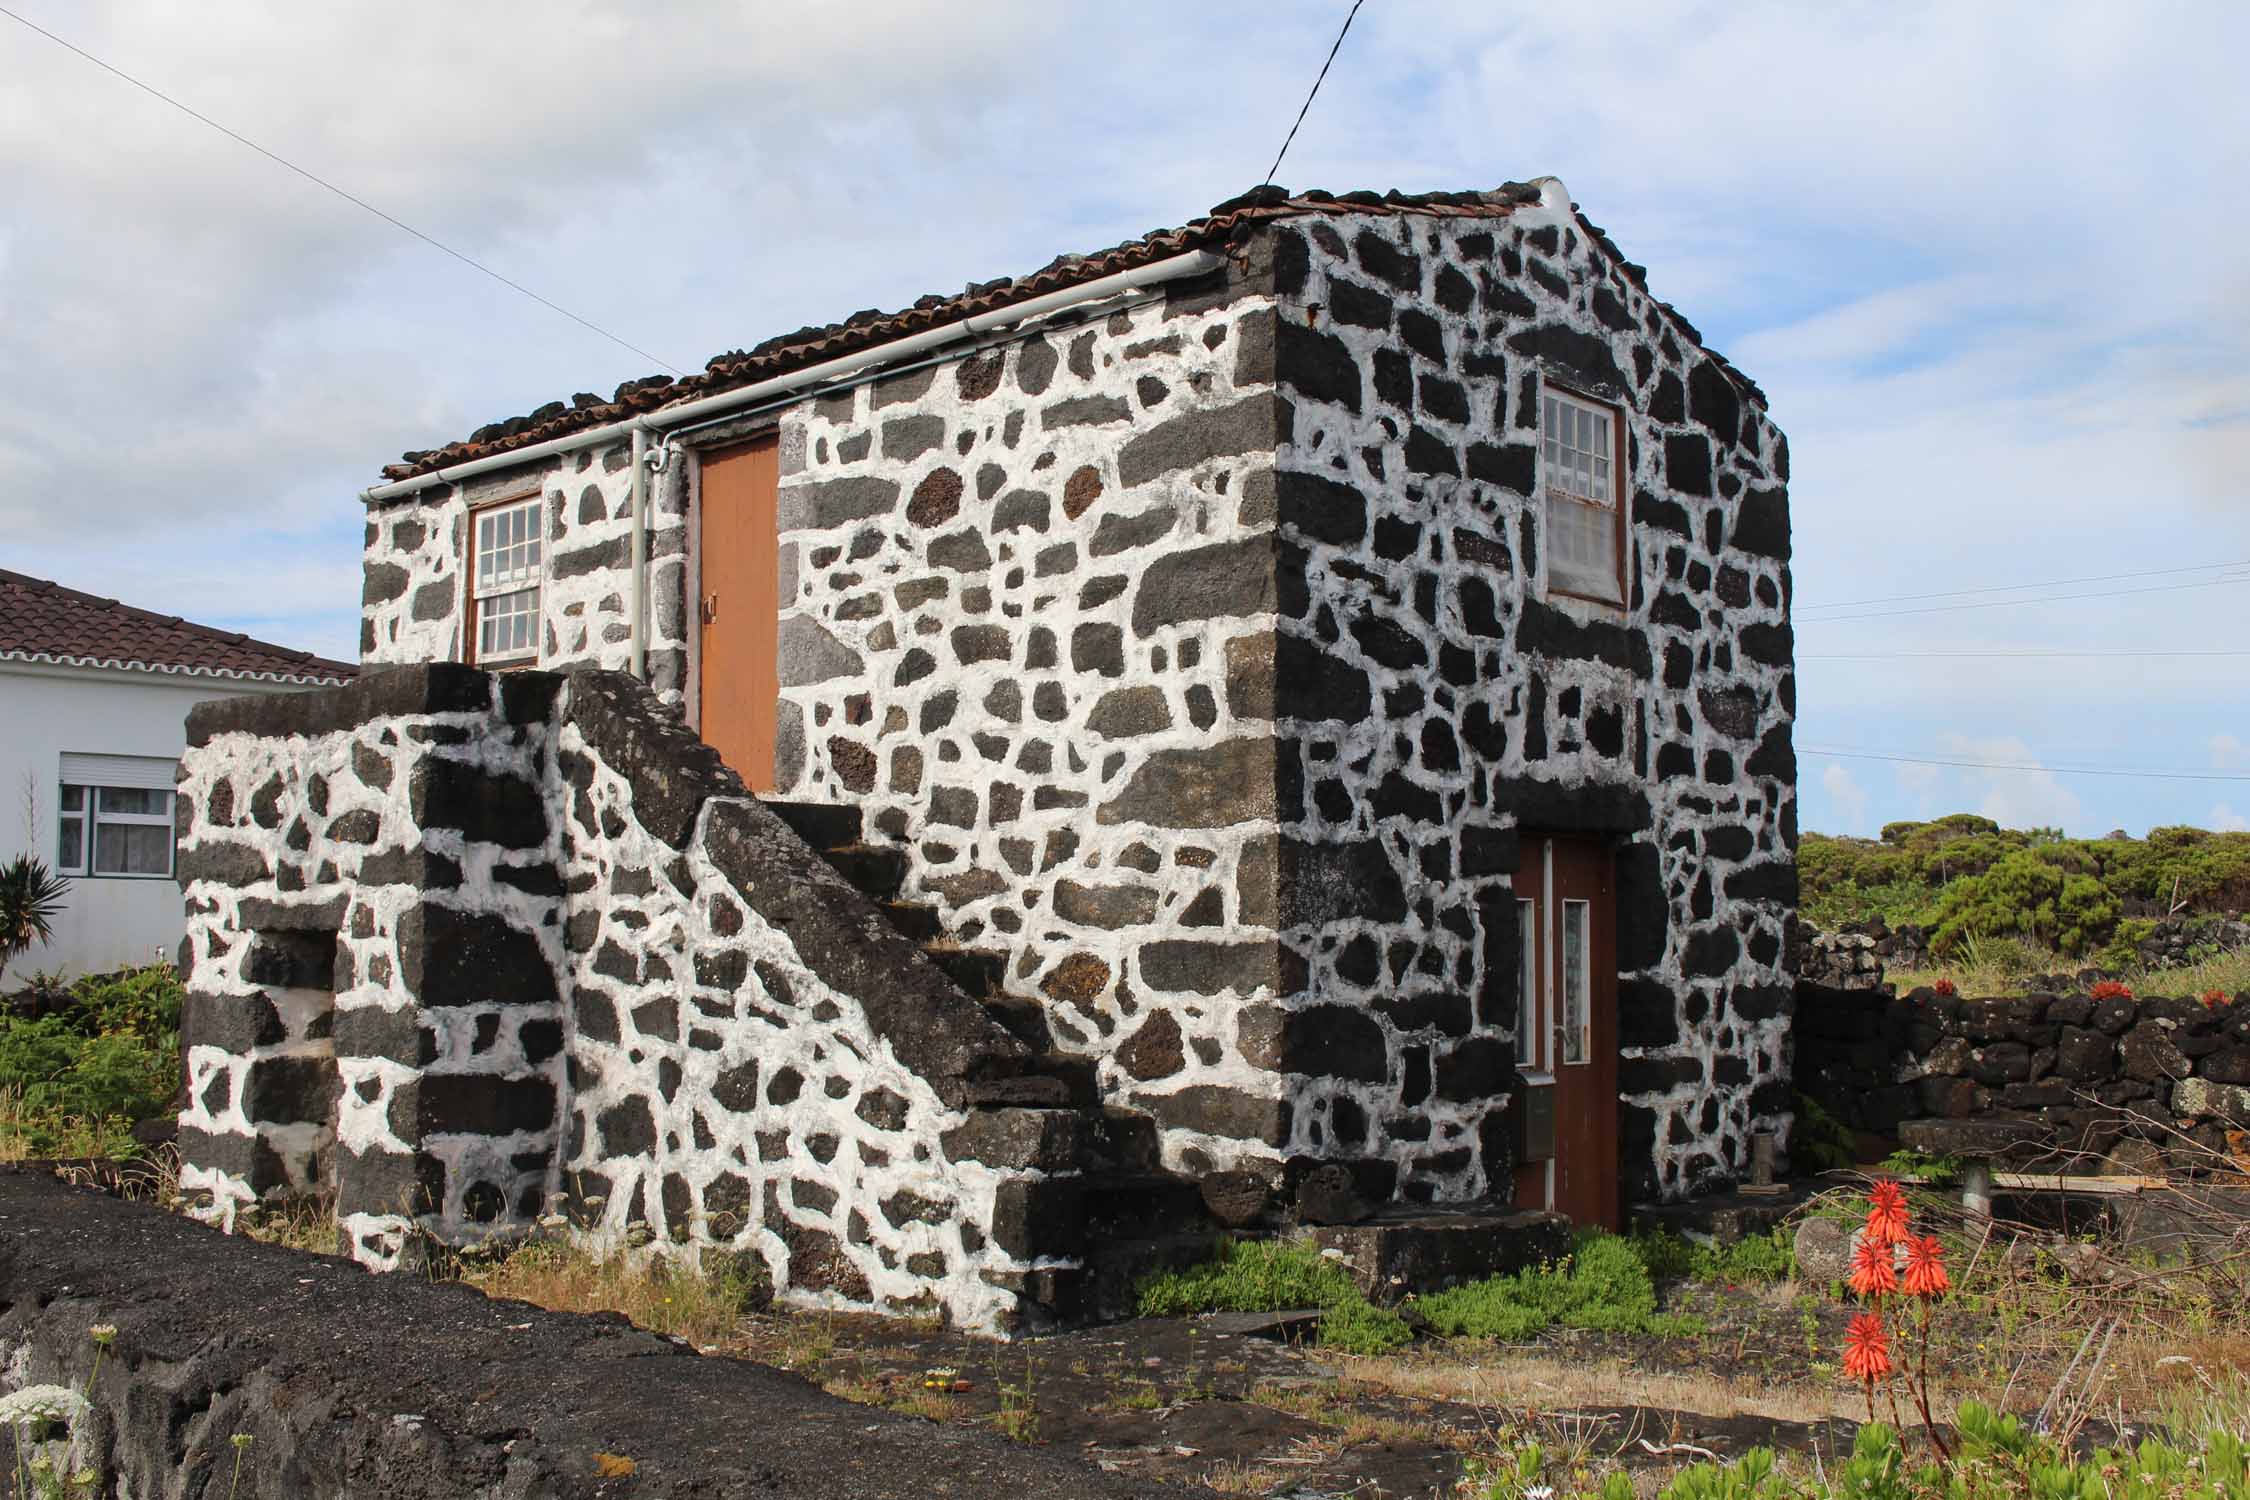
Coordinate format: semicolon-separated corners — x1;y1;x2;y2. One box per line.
1262;0;1368;188
0;5;684;375
1801;747;2250;784
1797;558;2250;614
1796;573;2250;624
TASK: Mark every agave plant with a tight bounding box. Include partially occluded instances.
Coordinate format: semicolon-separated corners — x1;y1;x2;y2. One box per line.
0;853;72;982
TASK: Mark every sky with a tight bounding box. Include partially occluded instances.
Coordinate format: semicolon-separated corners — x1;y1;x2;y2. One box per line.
2;1;2245;841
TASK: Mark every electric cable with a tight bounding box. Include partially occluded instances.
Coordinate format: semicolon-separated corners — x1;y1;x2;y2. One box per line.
1799;747;2250;784
0;5;685;374
1261;0;1368;188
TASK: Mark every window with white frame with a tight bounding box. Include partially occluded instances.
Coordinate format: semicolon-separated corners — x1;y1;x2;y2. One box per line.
473;496;542;664
55;754;178;878
1542;388;1624;603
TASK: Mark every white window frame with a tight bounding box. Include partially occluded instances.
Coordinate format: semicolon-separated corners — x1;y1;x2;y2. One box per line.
57;784;175;880
1541;385;1626;605
470;494;544;666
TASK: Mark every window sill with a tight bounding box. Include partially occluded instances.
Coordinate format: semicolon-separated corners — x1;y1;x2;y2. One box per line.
1543;587;1629;624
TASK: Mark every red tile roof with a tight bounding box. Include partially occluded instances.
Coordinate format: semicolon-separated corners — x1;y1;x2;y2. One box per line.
380;182;1761;485
0;569;357;684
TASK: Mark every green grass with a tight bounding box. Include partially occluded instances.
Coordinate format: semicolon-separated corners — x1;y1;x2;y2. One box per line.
1624;1226;1795;1287
1134;1238;1412;1354
1417;1232;1704;1342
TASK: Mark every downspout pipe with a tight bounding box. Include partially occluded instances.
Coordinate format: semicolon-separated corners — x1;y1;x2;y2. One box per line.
357;249;1228;510
627;425;648;678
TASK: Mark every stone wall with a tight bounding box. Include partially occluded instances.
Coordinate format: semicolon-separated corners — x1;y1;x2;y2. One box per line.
1265;193;1797;1202
347;190;1800;1210
1797;980;2250;1173
175;666;1085;1334
768;257;1304;1176
362;441;694;704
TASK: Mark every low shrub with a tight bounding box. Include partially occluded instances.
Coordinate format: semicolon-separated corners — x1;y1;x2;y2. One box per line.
1416;1232;1702;1341
1133;1238;1412;1354
0;964;181;1159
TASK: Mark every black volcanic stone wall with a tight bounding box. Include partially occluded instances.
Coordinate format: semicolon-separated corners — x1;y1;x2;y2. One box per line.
1798;980;2250;1172
1268;192;1796;1204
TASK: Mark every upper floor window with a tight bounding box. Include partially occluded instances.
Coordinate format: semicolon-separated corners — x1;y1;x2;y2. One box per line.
472;496;542;665
55;754;178;878
1542;388;1625;604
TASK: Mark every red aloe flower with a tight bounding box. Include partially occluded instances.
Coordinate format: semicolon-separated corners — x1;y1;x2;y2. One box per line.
1849;1235;1898;1298
2089;979;2134;1001
1865;1180;1911;1245
1933;977;1957;998
1902;1234;1950;1299
1842;1313;1892;1384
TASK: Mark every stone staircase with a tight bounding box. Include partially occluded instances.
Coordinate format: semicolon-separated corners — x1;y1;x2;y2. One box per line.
767;798;1225;1321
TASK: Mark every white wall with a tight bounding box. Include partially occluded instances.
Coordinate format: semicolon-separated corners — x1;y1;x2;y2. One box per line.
0;661;321;982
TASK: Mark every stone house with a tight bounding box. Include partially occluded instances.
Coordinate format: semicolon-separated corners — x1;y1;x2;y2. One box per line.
176;179;1796;1331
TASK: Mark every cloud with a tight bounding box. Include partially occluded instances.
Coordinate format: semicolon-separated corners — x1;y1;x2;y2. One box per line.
1938;734;2082;832
2;0;2245;852
1820;761;1870;835
2213;805;2250;834
2212;734;2250;769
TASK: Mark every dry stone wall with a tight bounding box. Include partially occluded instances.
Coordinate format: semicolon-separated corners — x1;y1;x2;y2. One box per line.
1798;980;2250;1174
1265;195;1797;1203
175;666;1080;1334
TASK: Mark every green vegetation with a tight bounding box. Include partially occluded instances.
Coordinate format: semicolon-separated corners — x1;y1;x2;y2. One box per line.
0;855;71;983
0;965;181;1160
1464;1400;2250;1500
1801;815;2250;958
1418;1233;1704;1341
1133;1238;1412;1353
1141;1228;1803;1357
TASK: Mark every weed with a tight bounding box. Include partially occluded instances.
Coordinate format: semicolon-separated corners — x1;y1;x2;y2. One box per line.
459;1238;764;1349
993;1352;1040;1443
1418;1233;1705;1342
1133;1237;1412;1353
0;964;181;1161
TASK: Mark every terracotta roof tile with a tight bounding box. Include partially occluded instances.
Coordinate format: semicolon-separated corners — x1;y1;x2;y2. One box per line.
0;569;357;684
381;183;1767;485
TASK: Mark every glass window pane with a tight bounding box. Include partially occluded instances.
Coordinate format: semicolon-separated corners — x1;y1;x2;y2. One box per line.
98;787;166;816
57;816;83;870
60;785;84;812
95;821;171;875
1561;901;1589;1065
1516;898;1538;1068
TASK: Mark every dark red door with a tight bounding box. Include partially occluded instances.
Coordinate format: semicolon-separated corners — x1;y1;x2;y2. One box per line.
1509;834;1621;1229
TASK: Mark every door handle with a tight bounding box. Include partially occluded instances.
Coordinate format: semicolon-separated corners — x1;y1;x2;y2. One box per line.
701;593;718;624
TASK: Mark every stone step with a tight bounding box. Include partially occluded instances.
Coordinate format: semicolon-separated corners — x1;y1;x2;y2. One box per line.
923;944;1005;1000
1078;1108;1163;1175
1080;1172;1213;1241
880;901;945;943
761;799;863;852
976;994;1056;1053
815;843;908;901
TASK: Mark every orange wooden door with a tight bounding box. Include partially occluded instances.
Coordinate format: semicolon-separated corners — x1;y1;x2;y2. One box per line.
1509;835;1622;1229
698;436;780;791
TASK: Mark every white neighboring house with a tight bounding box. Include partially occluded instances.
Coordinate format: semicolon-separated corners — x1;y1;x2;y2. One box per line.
0;569;355;980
